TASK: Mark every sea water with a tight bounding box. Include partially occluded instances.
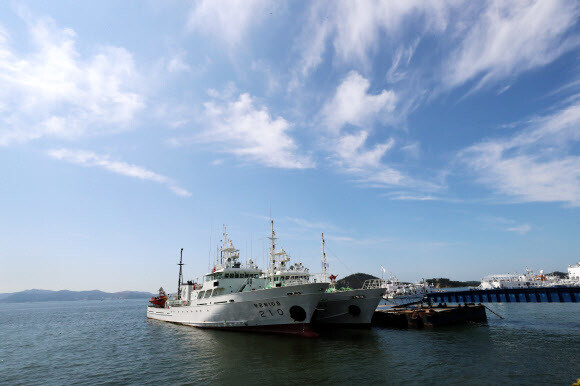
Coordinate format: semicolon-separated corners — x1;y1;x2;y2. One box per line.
1;299;578;385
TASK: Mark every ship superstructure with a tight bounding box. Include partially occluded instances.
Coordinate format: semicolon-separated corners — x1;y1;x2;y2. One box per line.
147;226;329;337
480;262;580;289
382;274;434;306
261;223;385;326
310;233;385;325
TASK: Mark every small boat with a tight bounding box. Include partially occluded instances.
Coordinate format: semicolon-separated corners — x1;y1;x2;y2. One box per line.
149;287;168;308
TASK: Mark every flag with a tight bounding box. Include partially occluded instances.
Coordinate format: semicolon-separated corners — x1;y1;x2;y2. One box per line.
380;266;386;273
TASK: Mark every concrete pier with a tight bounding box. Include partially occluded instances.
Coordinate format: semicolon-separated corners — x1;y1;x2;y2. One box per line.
427;287;580;303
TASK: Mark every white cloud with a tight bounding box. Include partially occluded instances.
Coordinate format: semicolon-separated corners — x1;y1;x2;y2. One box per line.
167;51;190;73
390;195;437;201
47;149;191;197
460;97;580;206
386;39;421;83
187;0;269;47
325;234;392;246
296;1;449;76
506;224;531;235
331;130;408;187
331;130;444;191
251;60;280;94
334;131;394;170
0;15;144;145
445;0;579;90
321;71;397;133
174;93;313;169
286;217;339;232
295;1;578;95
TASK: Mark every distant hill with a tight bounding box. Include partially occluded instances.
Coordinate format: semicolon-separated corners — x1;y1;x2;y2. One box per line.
0;289;153;303
335;273;379;289
547;271;567;279
0;292;15;300
425;278;480;288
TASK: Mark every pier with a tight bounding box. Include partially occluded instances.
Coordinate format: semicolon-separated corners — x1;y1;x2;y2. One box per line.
427;287;580;303
373;303;487;328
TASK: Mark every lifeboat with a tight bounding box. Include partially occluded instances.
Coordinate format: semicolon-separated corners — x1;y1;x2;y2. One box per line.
149;287;168;307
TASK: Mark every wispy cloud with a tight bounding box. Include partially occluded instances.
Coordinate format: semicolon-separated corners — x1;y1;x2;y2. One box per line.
316;72;414;188
295;1;578;96
171;92;314;169
331;131;407;187
459;96;580;206
444;1;579;91
166;51;191;73
295;1;449;76
325;234;392;246
47;149;191;197
505;224;532;235
286;217;340;232
0;13;143;145
389;195;437;201
187;0;270;47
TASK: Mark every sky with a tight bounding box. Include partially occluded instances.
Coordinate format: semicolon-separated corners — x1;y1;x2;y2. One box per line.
0;0;579;292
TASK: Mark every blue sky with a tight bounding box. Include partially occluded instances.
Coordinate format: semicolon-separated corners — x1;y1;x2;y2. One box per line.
1;1;579;292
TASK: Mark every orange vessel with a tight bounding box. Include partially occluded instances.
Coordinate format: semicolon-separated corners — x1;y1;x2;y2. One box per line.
149;287;167;308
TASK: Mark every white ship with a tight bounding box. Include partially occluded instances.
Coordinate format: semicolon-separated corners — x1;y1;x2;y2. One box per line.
383;275;434;306
262;225;385;326
146;228;329;337
560;261;580;286
479;262;580;289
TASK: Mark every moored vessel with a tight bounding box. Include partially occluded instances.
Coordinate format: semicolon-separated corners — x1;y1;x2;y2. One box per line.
479;262;580;289
383;275;434;306
262;227;385;326
146;228;328;337
149;287;168;308
311;233;385;326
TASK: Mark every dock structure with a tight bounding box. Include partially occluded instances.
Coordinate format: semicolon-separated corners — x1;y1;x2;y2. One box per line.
427;287;580;304
373;304;487;329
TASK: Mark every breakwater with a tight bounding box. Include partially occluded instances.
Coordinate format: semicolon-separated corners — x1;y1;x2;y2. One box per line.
428;286;580;303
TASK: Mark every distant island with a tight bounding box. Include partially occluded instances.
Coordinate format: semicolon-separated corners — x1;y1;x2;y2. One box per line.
0;289;153;303
425;278;480;288
335;273;379;289
334;273;480;289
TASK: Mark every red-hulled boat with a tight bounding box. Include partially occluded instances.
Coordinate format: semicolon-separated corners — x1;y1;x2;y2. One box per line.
149;287;168;308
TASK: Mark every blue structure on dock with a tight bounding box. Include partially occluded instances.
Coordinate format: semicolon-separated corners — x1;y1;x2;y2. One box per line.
427;286;580;303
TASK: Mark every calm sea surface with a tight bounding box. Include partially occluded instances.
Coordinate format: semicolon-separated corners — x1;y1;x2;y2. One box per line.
1;299;579;385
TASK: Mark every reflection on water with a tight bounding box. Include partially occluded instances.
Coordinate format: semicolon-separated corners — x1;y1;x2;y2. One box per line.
1;300;578;385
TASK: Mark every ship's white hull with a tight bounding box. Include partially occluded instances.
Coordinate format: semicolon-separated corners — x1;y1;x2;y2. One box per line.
385;293;425;306
312;287;385;325
146;283;328;337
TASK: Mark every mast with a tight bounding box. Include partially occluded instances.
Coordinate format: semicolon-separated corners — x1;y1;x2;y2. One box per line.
268;220;277;278
220;225;225;265
321;233;327;282
177;248;184;299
